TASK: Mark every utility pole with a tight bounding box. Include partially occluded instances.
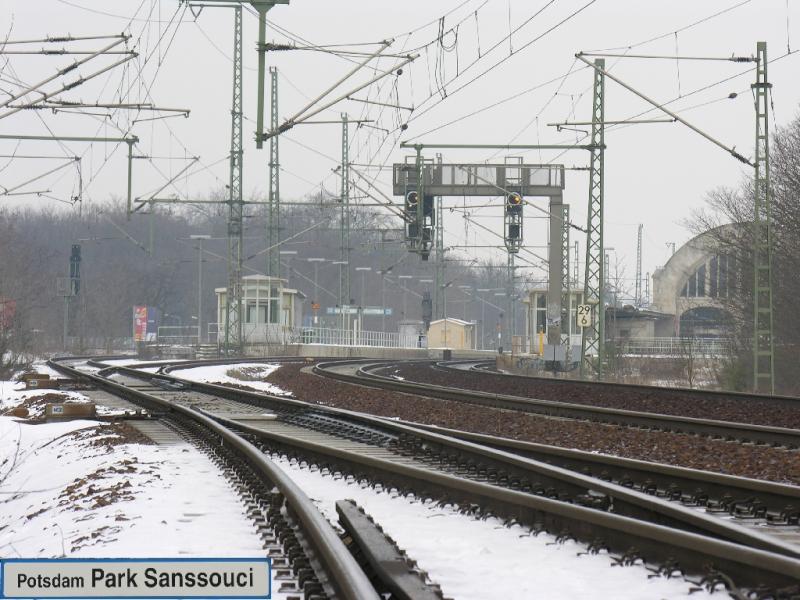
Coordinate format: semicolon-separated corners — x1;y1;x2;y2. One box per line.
308;257;324;325
224;4;244;355
507;253;515;350
339;113;351;331
267;66;280;278
191;235;211;343
752;41;775;393
635;224;643;307
580;58;605;379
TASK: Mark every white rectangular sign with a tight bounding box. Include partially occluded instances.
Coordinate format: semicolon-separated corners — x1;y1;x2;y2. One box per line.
576;304;593;328
1;558;271;599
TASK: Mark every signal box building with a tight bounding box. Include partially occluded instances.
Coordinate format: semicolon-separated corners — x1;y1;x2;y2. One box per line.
522;287;585;353
215;275;305;344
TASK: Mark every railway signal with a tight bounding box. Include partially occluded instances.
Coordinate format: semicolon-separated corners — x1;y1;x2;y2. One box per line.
504;190;523;254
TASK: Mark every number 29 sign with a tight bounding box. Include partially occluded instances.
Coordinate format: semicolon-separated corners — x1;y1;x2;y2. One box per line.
576;304;593;328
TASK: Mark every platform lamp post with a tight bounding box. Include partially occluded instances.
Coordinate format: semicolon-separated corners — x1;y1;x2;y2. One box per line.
377;266;393;332
190;235;211;343
332;260;349;334
458;285;472;321
308;257;325;325
494;292;507;352
477;288;493;350
355;267;371;338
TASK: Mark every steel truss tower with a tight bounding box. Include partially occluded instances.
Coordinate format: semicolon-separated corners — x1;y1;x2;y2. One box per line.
752;41;774;393
635;224;643;306
434;154;445;320
580;58;605;378
561;205;571;363
339;113;351;328
267;66;280;278
224;5;244;354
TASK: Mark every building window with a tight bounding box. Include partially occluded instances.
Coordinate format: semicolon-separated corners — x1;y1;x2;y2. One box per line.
696;264;706;297
709;257;718;297
535;294;546;333
269;299;279;323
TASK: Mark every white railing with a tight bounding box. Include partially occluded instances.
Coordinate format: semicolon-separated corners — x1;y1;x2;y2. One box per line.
610;337;733;357
204;324;422;349
291;326;422;349
157;325;200;347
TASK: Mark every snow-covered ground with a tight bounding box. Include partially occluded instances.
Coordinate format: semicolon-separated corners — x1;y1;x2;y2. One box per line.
0;379;92;418
174;363;290;396
272;456;719;600
0;418;264;559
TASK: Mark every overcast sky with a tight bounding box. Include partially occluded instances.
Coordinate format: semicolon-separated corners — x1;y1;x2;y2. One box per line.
1;0;798;298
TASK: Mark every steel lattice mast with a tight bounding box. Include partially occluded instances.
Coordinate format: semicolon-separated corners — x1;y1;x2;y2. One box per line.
339;113;351;329
267;66;280;278
580;58;605;378
224;5;244;354
635;224;643;306
434;153;445;320
752;41;774;393
561;204;571;363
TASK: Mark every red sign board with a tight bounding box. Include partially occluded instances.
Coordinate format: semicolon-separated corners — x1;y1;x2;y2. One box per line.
133;306;147;342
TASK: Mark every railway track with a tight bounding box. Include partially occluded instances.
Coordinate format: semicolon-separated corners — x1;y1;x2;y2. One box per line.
163;359;800;539
49;357;433;600
436;359;800;430
54;356;800;595
316;359;800;448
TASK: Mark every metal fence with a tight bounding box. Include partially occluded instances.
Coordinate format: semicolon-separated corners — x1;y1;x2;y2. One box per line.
610;337;733;357
290;327;422;348
156;325;200;347
205;324;422;349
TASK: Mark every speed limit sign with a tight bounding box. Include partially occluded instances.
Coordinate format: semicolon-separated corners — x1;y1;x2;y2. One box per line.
576;304;593;328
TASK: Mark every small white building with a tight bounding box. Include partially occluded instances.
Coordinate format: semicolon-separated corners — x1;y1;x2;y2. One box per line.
215;275;305;344
522;287;584;353
427;318;476;350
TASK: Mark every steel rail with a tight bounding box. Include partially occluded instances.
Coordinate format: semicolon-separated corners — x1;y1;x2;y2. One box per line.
335;500;442;600
439;358;800;408
98;362;800;556
206;412;800;590
318;359;800;447
81;357;800;520
48;357;381;600
380;416;800;522
69;357;800;591
130;359;800;554
95;356;800;510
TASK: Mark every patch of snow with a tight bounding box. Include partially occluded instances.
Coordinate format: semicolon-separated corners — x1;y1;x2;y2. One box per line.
0;418;263;559
175;363;290;396
272;456;718;600
0;380;92;417
100;358;155;366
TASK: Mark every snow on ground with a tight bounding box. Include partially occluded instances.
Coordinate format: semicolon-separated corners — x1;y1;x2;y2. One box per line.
28;361;65;379
100;358;154;366
0;379;93;418
175;363;290;396
272;456;719;600
0;417;264;559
